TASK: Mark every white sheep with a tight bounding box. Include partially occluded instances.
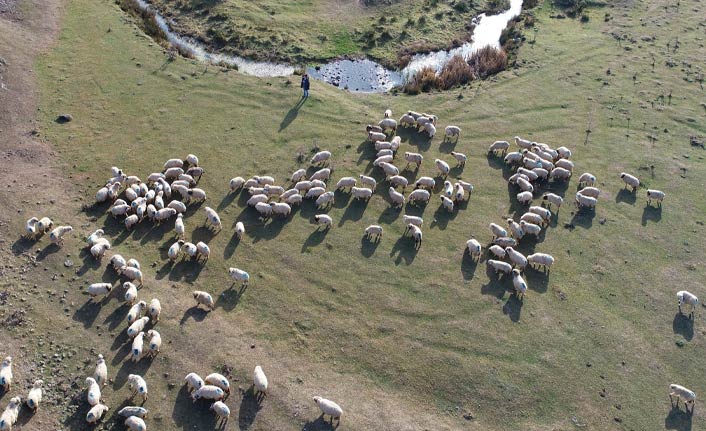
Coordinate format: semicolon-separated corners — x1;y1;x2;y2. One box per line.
444;125;461;142
86;377;101;406
494;237;517;248
404;152;423;169
578;172;596;187
407;224;423;249
247;194;269;207
527;253;554;272
49;225;73;246
414;176;435;190
125;416;147;431
243;178;259;189
193;291;215;310
669;384;696;412
440;196;454;212
487;259;512;275
195;242;210;262
647;189;665;206
554;159;574;172
368;131;387;142
211;401;230;426
336;177;357;190
489;223;507;239
286;194;302;206
575;192;597;209
384;108;392;118
358;175;377;191
620;172;640;191
364;225;383;241
452;183;466;202
91;241;111;260
442;180;453;198
399;114;415;127
374;154;394;167
86;403;109;424
424;122;436;137
517;168;539;181
375;140;393;151
187;188;207;203
532;167;549;179
148;298;161;323
314;214;333;229
550;167;572;181
316;191;335;208
351;187;373;201
203;207;221;232
94;354;107;386
186;167;205;181
164;158;183;169
556;146;572;159
305;187;326;199
456;180;473;195
311;179;327;189
512;269;528;299
488;244;506;259
127;301;147;324
313;396;343;423
146;329;161;357
379;118;398;132
388;175;408;190
528;206;552;223
164;167;184;180
466;239;481;260
167;241;182;262
377;148;393;158
507;219;524;239
506;247;528;269
172;184;190;201
408;189;431;205
379;161;399;177
504;151;523;164
185;153;199;166
255;202;273;217
36;216;53;233
434;159;450;177
0;358;11;392
677;291;699;316
388;187;405;207
450;151;467;167
253;365;268;397
542;193;563;209
205;373;231;396
87;283;113;300
23;217;40;239
280;188;299;201
271;202;292;217
184;373;204;393
514;136;533;149
111;254;127;271
118;406;148;419
516;177;534;193
131;331;145;362
128;374;148;402
402;215;423;228
254;175;276;186
264;184;285;197
85;229;105;246
191;385;225;402
0;396;20;430
489;140;510;155
578;187;600;199
520;212;543;226
154;208;177;224
127;317;149;340
123;282;138;306
229;177;245;192
119;266;143;286
235;222;245;240
229;267;250;288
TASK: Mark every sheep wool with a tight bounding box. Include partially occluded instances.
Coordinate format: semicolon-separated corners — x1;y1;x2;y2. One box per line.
127;317;149;338
205;373;231;394
191;385;225;402
0;357;12;392
25;380;43;412
466;239;482;259
229;268;250;287
86;377;101;406
128;374;148;402
118;406;149;419
184;373;204;393
193;291;215;310
94;354;108;386
313;396;343;421
125;415;147;431
253;366;268;395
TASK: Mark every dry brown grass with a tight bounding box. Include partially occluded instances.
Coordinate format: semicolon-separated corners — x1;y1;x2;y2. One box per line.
469;46;508;78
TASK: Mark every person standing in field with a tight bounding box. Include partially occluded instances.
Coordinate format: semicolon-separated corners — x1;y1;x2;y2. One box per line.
301;73;310;98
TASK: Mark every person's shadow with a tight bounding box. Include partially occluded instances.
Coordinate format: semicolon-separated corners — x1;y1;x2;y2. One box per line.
279;96;307;131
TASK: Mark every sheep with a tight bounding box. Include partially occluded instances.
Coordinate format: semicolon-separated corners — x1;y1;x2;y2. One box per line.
146;204;157;221
170;214;185;241
416;116;434;129
452;183;466;202
442;181;454;198
280;188;299;201
440;196;454;212
466;239;481;260
677;291;699;317
147;173;165;185
528;206;552;223
504;151;523;165
366;124;383;134
527;253;554;272
172;184;190;201
187;188;207;203
203;207;222;232
399;114;415;127
448;152;466;168
414;176;435;190
388;187;405;207
494;237;517;248
192;385;225;402
532;147;555;162
167;241;182;262
391;136;402;151
211;401;230;426
184;373;204;393
456;180;474;195
512;269;528;299
127;257;143;269
118;406;149;419
375;141;393;151
193;291;215;310
264;184;285;197
520;212;543;225
509;173;530;185
185;153;199;166
128;374;148;402
314;214;333;229
127;301;147;324
154;191;164;210
402;215;423;228
578;187;600;199
23;217;40;239
550;167;572;181
379;161;399;177
271;202;292;217
556;146;571;159
193;241;211;262
186;166;205;181
488;140;510;155
286;194;303;205
86;377;102;406
387;175;407;190
316;191;335;208
554;159;574;172
378;118;397;132
123;282;139;306
519;220;542;238
575;192;597;209
374;154;394;167
127;317;149;340
255;202;273;217
384;108;392;118
131;331;145;362
424;122;436;137
434;159;450;177
147;298;161;323
368;131;387;142
507;219;524;239
351;187;373;201
249;186;267;196
49;225;73;246
179;173;197;186
444;125;461;142
90;241;111;260
154;208;178;224
620;172;640;191
542;193;563;209
0;358;11;392
205;373;231;396
229;177;245;192
313;396;343;424
408;189;431;205
488;244;506;259
505;247;528;269
516;168;539;182
305;187;326;199
164;158;183;169
119;266;144;286
145;329;161;357
336;177;356;190
578;172;596;187
87;283;113;301
647;189;665;206
377;149;393;158
514;136;533;149
86;403;109;425
407;224;423;249
228;267;250;288
523;157;542;170
243;178;259;189
669;384;696;412
94;354;108;386
247;194;269;207
364;225;383;242
488;258;513;275
407;110;423;120
125;416;147;431
164;167;184;180
359;175;377;191
489;223;507;239
0;397;20;431
532;167;549;180
35;217;53;234
111;254;127;271
311;179;327;189
516;177;534;193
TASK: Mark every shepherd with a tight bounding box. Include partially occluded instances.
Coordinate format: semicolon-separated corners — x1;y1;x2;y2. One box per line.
301;73;310;98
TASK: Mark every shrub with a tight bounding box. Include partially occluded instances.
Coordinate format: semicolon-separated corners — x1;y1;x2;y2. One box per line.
403;66;439;94
468;46;507;78
580;13;590;22
438;55;474;89
117;0;167;43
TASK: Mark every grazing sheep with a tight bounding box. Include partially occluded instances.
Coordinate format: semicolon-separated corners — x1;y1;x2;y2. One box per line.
435;159;450;177
367;124;383;134
311;179;327;189
519;219;543;237
184;373;204;393
399;114;415;127
442;181;454;198
542;193;563;209
550;167;572;181
408;189;431;205
489;140;510;155
229;267;250;288
379;161;399;177
179;173;197;186
677;291;699;316
185;154;199;166
118;406;148;419
527;253;554;272
456;180;473;194
0;358;11;392
305;187;326;199
507;219;524;239
288;169;306;185
87;283;113;301
450;151;467;167
193;291;215;310
647;189;665;206
504;151;523;165
154;208;178;224
388;187;405;207
128;374;148;402
148;299;161;323
351;187;373;201
0;397;20;431
402;215;423;227
111;254;127;271
374;154;394;167
669;384;696;412
90;241;111;260
119;266;143;286
23;217;40;239
131;332;145;362
146;329;161;357
488;244;506;259
314;214;333;229
192;385;225;402
247;194;269;207
286;193;303;206
578;187;600;199
514;136;533;149
86;403;109;425
49;225;73;246
444;125;461;142
250;186;268;196
384;108;392;118
316;191;335;208
164;167;184;180
364;225;383;241
211;401;230;426
377;148;394;158
389;175;408;190
125;416;147;430
505;247;528;269
85;229;104;247
187;188;207;203
378;118;397;132
253;366;268;397
336;177;356;190
487;259;513;275
512;269;528;298
36;217;53;234
489;223;507;239
86;377;101;406
528;206;552;223
195;241;210;262
172;214;185;240
466;239;482;260
575;192;597;209
167;241;182;262
516;168;539;182
509;173;530;185
127;301;147;324
407;224;423;249
452;183;466;202
532;167;549;180
556;146;572;159
264;184;285;197
23;379;41;413
578;172;596;187
368;131;387;142
235;222;245;240
414;176;435;190
620;172;640;191
516;177;534;193
127;317;149;339
229;177;245;192
555;159;574;172
440;196;454;212
94;354;107;387
375;141;393;151
243;178;259;189
255;202;273;217
494;237;517;248
424;122;436;137
404;152;423;169
204;207;222;232
205;373;231;396
520;212;543;226
271;202;292;217
313;396;343;424
186;166;205;180
280;188;299;201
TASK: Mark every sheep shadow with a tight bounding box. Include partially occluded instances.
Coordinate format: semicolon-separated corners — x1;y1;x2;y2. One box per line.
378;205;402;224
337;199;369;227
62;394;92;431
403;202;426;218
110;331;132;365
75;248;104;276
239;386;264;430
179;306;210;326
480;266;509;298
438;138;458;153
665;405;693;431
103;302;129;331
302;415;339;431
217;191;240;211
72;299;103;329
191;225;218;244
546;179;570;197
224;232;242;259
168;259;205;283
642;205;662;225
113;355;154;390
429;204;458;230
216;285;247;312
672;313;694;341
397;127;431;151
524;269;549;294
301;228;330;252
360;236;380;258
332;189;352;208
10;237;37;256
389;235;418;265
485;153;512;173
569;208;595;229
35;243;61;261
172;385;215;429
460;252;478;281
615;188;637;205
502;295;523;322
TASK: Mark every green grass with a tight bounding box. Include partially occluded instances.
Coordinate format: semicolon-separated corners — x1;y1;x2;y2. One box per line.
20;0;706;429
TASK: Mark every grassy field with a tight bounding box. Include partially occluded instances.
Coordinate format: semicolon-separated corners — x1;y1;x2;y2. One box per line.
145;0;510;67
3;0;705;429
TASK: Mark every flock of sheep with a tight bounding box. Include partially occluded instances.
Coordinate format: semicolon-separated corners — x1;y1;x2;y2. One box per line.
1;106;691;430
